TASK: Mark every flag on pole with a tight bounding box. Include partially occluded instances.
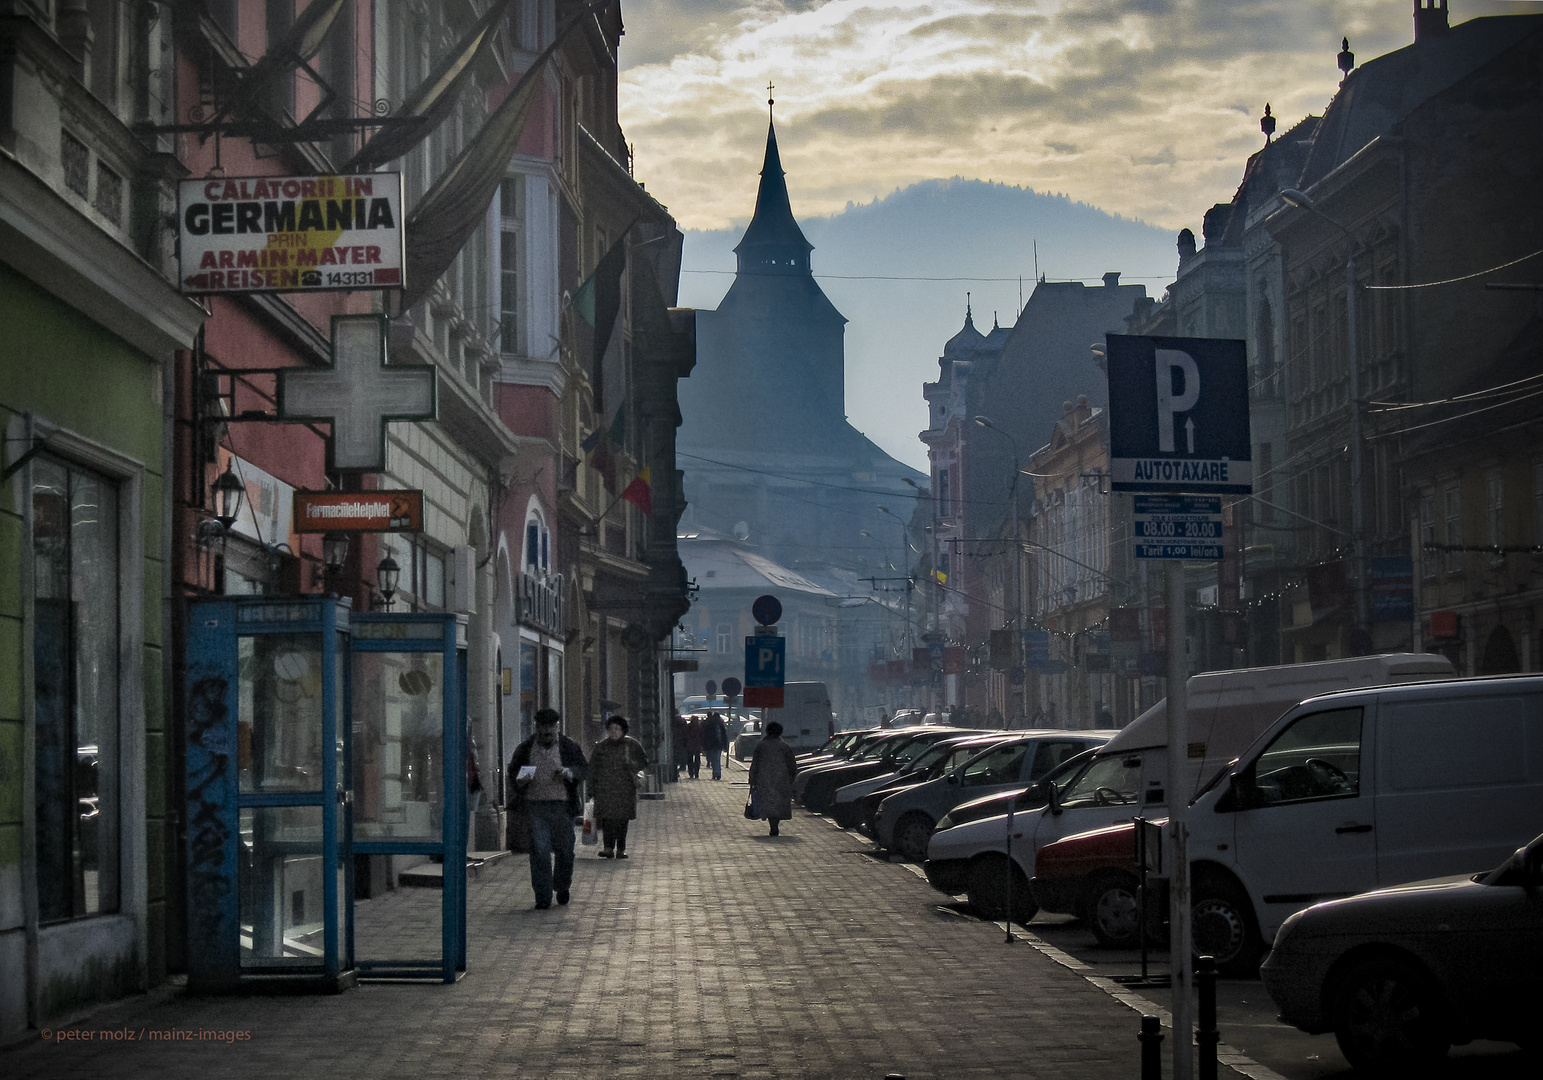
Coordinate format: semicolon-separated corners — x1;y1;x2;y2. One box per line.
620;468;652;515
571;225;634;414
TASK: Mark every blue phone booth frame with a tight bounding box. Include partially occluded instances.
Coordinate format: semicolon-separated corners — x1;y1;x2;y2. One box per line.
350;611;468;982
184;597;354;992
184;598;468;991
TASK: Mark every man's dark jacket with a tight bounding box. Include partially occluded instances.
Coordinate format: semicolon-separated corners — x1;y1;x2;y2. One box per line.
508;735;588;817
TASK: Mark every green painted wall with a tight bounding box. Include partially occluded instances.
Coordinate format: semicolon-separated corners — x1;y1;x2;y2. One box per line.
0;263;170;986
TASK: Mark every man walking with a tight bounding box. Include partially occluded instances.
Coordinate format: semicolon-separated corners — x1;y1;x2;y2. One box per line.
705;711;729;780
508;709;587;909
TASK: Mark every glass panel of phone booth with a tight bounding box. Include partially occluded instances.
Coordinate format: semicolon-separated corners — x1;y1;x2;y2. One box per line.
348;614;466;982
185;598;350;991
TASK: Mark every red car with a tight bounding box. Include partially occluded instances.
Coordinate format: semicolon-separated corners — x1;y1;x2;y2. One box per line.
1031;821;1159;948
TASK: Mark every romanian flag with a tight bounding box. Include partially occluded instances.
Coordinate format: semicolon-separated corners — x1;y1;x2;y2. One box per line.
621;467;652;515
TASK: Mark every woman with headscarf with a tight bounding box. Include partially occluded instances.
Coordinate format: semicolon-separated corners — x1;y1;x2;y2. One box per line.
587;715;650;858
748;720;798;836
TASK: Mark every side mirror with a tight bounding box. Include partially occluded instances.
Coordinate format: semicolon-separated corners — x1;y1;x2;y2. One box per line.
946;773;959;785
1044;777;1062;816
1218;771;1258;813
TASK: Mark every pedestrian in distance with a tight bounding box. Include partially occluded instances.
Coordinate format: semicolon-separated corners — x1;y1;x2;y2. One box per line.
748;720;797;836
671;713;688;777
508;708;587;909
587;715;649;859
705;710;729;780
684;715;704;779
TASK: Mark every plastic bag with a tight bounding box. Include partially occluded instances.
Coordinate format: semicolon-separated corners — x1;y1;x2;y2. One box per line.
581;799;598;845
743;786;758;820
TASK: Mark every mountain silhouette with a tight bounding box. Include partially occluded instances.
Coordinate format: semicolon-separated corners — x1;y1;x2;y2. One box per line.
678;178;1179;470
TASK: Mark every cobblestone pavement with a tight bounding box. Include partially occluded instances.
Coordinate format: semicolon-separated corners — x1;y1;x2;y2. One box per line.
4;758;1214;1080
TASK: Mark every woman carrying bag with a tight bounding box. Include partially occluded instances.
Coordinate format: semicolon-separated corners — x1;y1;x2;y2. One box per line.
587;716;650;858
748;720;797;836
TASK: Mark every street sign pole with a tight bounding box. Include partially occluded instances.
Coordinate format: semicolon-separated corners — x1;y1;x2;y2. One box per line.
1106;334;1251;1080
1166;559;1192;1080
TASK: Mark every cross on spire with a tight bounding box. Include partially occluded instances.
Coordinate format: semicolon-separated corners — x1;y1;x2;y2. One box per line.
767;80;775;118
279;314;437;472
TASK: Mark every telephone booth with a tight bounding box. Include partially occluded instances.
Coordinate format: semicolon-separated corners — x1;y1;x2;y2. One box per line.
349;611;467;981
184;599;467;991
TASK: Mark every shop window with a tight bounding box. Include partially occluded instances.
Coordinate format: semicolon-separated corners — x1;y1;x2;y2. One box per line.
33;456;120;921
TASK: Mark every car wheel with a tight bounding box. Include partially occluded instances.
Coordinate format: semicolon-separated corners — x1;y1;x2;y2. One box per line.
1191;877;1263;976
894;812;935;863
1084;871;1142;949
1331;955;1450;1076
966;854;1038;924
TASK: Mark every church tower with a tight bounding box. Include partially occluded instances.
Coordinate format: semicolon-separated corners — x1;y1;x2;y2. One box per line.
681;117;848;444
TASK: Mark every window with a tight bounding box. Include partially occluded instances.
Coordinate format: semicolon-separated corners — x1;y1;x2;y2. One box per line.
960;743;1028;786
1444;485;1462;574
499;177;524;355
1238;707;1362;807
33;457;120;920
1419;491;1436;580
1486;470;1504;561
937;467;951;514
524;511;549;574
715;623;733;654
1534;462;1543;546
1058;754;1140;809
61;131;90;198
379;534;447;610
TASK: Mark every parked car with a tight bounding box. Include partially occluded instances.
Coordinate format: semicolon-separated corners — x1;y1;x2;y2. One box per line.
1030;821;1154;949
933;748;1101;835
1260;832;1543;1075
874;732;1111;866
839;734;1018;833
732;723;763;762
1158;672;1543;974
924;655;1454;935
798;728;977;815
791;730;920;801
830;733;1010;829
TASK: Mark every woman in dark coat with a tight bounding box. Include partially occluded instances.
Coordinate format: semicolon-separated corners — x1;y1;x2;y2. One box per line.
587;716;649;858
748;720;798;836
684;716;704;779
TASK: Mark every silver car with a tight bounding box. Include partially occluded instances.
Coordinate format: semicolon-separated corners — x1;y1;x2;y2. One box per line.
872;732;1111;862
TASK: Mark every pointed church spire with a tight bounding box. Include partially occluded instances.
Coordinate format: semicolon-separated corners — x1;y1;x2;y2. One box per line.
734;101;813;275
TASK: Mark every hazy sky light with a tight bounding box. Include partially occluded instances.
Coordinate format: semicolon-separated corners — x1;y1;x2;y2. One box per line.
618;1;1539;233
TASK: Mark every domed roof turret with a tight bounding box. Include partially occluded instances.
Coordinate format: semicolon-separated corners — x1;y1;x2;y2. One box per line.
942;301;987;360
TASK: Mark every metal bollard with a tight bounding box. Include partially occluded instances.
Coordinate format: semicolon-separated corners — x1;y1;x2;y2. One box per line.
1196;955;1219;1080
1139;1014;1164;1080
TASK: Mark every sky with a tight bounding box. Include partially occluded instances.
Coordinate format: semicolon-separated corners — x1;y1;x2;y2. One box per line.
615;0;1542;469
619;0;1537;232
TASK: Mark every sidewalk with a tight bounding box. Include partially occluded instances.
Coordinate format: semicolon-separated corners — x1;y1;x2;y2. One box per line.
5;757;1206;1079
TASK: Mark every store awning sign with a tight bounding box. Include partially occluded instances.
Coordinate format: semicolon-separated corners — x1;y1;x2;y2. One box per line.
178;173;404;294
293;490;423;532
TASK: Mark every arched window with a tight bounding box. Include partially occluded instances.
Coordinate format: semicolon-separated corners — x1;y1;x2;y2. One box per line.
524;509;550;574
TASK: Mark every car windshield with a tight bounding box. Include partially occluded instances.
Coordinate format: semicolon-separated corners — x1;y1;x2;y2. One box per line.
907;740;966;773
959;742;1030;784
856;736;906;761
1058;754;1141;809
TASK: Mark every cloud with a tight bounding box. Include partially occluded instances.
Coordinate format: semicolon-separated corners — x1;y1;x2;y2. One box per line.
616;0;1496;231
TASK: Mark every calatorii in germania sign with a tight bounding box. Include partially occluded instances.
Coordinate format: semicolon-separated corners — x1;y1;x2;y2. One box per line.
178;173;404;294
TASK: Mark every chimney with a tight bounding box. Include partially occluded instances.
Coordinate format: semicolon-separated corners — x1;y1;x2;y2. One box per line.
1102;272;1120;288
1414;0;1449;42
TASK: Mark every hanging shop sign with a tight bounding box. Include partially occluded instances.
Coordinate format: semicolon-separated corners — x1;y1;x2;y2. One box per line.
293;490;423;532
178;173;405;294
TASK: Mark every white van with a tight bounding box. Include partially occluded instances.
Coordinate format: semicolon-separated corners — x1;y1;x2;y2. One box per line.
762;681;833;751
924;654;1456;917
1178;673;1543;972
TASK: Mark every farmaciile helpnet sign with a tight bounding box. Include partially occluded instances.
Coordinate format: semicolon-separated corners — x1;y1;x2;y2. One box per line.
177;173;404;294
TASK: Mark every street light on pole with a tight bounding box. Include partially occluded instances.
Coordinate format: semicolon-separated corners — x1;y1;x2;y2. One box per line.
973;416;1024;711
1280;187;1369;644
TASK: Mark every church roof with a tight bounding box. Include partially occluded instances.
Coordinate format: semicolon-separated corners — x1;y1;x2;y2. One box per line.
734;119;813;257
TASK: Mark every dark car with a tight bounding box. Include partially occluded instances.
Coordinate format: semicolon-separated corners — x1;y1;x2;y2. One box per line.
833;731;1012;833
798;728;980;815
1260;832;1543;1075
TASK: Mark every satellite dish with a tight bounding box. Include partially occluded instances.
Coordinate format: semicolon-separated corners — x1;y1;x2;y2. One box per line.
732;521;750;541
